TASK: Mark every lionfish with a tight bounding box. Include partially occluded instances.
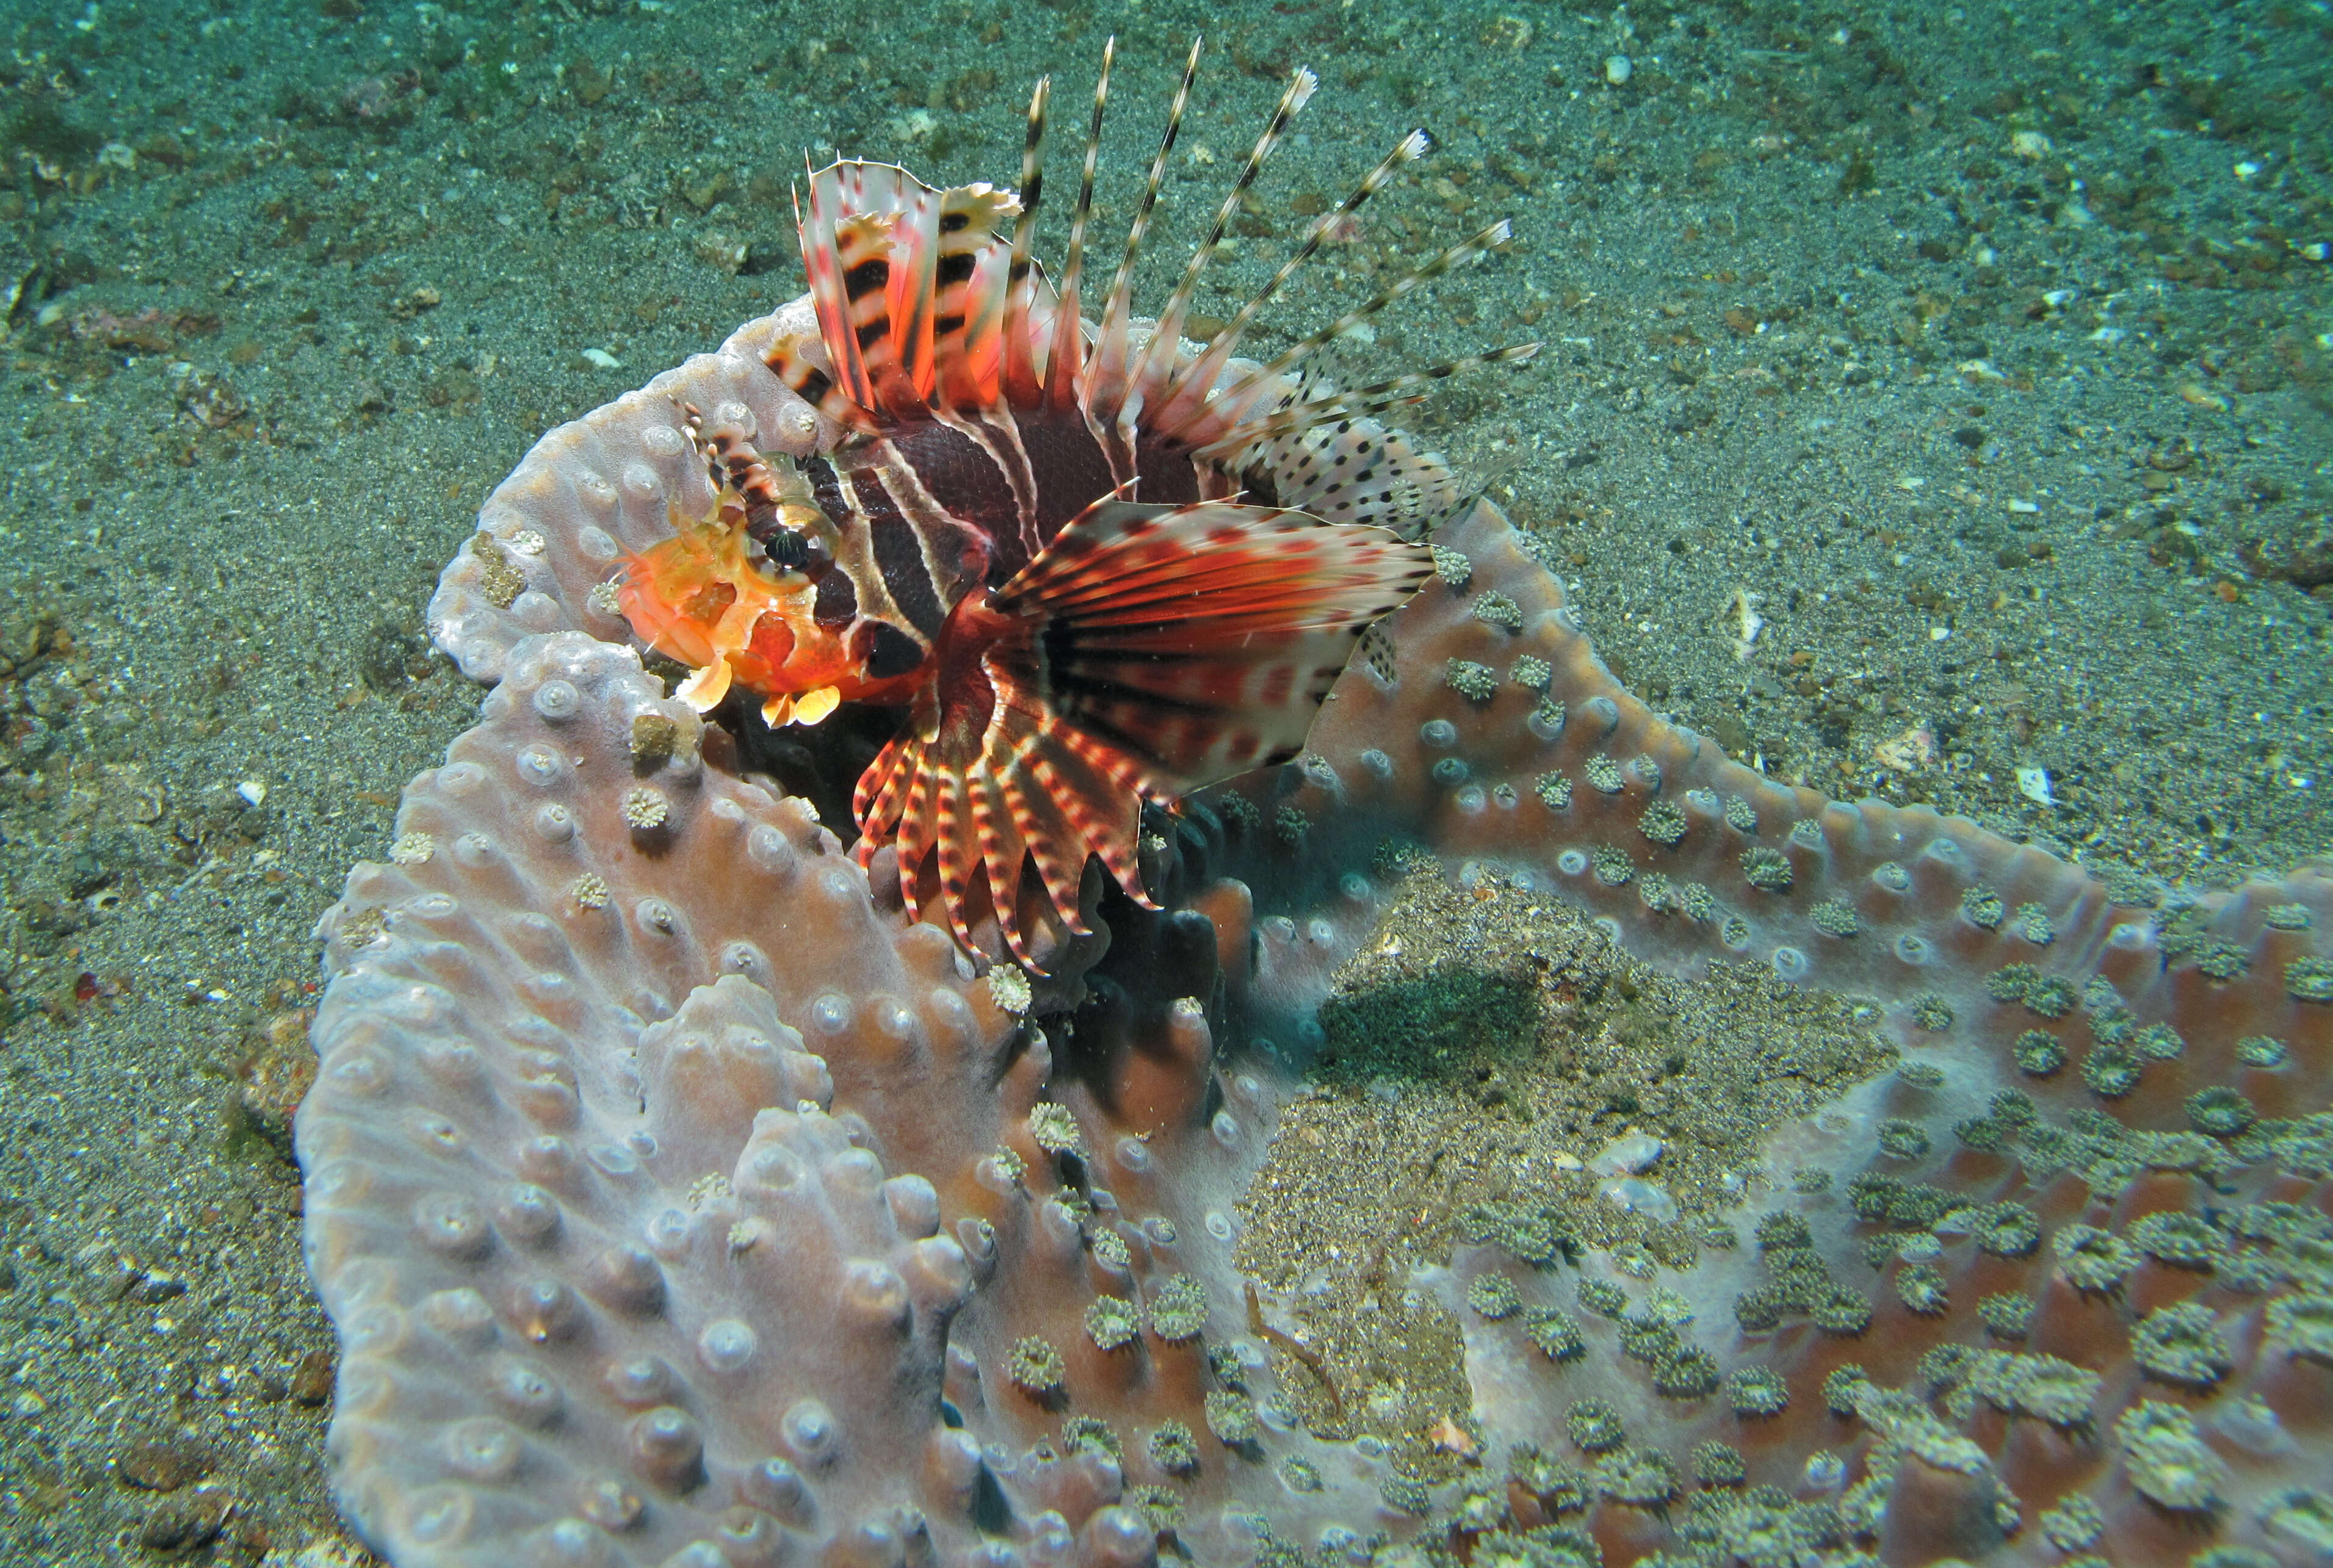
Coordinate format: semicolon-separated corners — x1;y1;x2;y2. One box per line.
620;39;1535;968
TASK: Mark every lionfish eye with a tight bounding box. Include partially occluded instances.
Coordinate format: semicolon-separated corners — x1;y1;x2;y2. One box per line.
761;527;833;579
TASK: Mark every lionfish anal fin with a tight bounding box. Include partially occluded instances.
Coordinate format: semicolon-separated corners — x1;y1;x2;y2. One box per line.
854;497;1430;968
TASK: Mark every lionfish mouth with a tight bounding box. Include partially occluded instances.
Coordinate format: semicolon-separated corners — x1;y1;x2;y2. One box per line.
643;37;1539;973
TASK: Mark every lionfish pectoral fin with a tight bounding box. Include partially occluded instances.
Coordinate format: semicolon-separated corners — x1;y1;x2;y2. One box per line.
989;497;1436;784
853;670;1130;975
856;496;1431;970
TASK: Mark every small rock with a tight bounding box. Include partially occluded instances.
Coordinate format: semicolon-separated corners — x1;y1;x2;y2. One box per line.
1597;1176;1679;1224
682;169;735;213
290;1348;335;1407
1588;1130;1665;1176
692;229;749;273
570;55;612;107
2241;518;2333;590
135;1271;188;1304
67;849;113;898
238;1009;317;1153
171;365;248;430
118;1436;213;1492
136;1484;231;1554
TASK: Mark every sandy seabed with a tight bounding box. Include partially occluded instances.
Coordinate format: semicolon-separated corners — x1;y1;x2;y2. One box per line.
0;1;2325;1561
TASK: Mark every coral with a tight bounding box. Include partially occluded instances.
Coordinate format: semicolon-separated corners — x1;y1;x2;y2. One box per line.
302;297;2333;1568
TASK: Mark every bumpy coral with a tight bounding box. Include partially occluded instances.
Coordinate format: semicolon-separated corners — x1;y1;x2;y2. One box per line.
303;302;2333;1568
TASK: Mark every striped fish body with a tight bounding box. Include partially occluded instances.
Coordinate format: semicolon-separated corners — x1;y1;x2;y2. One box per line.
782;400;1254;670
618;41;1533;969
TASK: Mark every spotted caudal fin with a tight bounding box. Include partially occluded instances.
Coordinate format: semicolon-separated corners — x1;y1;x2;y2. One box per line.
853;498;1430;967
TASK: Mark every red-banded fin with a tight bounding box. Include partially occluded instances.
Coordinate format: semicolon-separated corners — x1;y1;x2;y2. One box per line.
789;162;1024;424
853;497;1428;968
933;183;1025;411
996;497;1432;786
796;161;880;415
764;333;880;435
854;668;1134;966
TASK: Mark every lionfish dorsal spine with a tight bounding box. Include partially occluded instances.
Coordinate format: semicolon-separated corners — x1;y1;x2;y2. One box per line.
1041;35;1113;416
1145;127;1430;438
1084;34;1204;439
1124;60;1320;427
1000;73;1053;408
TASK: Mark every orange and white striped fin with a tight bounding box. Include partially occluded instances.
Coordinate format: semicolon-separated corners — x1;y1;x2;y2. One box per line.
784;161;1024;424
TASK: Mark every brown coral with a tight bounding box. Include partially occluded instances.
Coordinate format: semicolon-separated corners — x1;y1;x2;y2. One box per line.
301;297;2333;1568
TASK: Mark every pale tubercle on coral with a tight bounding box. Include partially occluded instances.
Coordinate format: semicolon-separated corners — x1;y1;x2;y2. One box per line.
303;298;2332;1568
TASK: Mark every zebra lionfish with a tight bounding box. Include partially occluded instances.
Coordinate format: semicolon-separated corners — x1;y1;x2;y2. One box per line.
618;38;1536;969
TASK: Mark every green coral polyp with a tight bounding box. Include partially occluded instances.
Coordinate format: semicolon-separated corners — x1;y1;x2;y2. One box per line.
1146;1273;1209;1342
2116;1400;2229;1511
1726;1365;1790;1417
1147;1420;1199;1474
1468;1273;1523;1320
2131;1301;2232;1388
1525;1306;1586;1362
1564;1397;1625;1453
1084;1294;1141;1351
1204;1390;1261;1446
1008;1335;1066;1395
